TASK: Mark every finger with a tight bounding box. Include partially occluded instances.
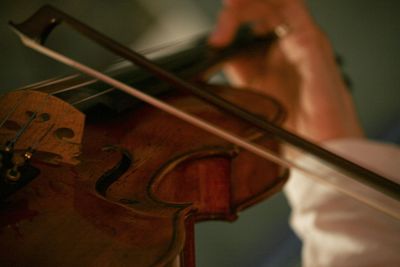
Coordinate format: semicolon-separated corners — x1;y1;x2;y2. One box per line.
209;8;241;47
229;1;282;34
210;1;282;47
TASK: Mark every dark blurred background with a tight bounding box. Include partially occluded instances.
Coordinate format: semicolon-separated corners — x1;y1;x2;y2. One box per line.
1;1;399;266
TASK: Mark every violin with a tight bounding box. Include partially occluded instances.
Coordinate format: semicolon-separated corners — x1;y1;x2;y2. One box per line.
0;5;288;267
1;5;399;267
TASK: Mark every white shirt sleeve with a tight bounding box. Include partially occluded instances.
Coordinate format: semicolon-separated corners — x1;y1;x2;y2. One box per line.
284;138;400;267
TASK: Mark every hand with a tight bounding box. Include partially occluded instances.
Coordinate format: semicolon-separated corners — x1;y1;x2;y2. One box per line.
209;0;364;142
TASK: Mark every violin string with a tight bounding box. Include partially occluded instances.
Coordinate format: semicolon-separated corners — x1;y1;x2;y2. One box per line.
9;111;37;146
30;123;55;151
0;92;28;130
70;87;114;106
17;73;80;91
20;35;400;220
1;34;207;122
17;33;205;99
9;92;51;147
48;79;98;96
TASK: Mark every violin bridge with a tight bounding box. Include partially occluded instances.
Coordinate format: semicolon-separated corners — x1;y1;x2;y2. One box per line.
0;90;85;165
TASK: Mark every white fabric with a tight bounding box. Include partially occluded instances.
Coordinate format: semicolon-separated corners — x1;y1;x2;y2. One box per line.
284;138;400;267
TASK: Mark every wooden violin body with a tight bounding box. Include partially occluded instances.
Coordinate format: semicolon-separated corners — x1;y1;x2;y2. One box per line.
0;82;287;266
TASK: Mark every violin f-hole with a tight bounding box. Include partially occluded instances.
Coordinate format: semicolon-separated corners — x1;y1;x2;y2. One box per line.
95;146;132;197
